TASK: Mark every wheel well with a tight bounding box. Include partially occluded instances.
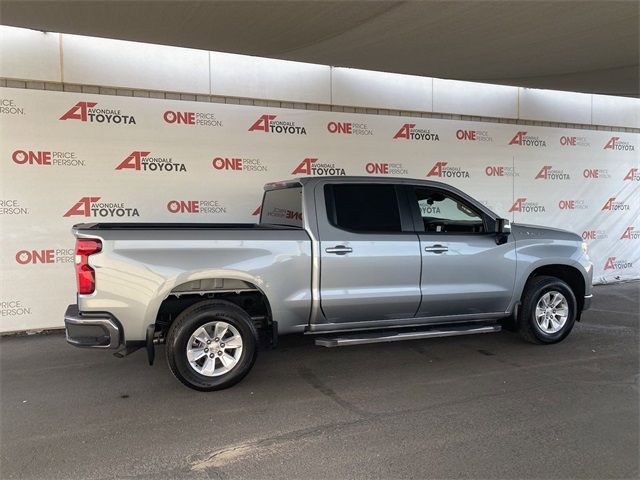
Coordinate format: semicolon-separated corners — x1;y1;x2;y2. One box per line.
527;265;586;315
155;279;273;338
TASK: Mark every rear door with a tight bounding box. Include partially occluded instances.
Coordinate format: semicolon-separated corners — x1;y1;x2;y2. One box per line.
317;182;421;324
406;185;517;318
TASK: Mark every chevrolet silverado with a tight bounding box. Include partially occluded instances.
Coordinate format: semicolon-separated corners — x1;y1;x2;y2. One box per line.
65;177;593;391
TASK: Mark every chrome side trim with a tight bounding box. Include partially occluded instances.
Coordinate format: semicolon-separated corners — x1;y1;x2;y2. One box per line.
316;324;501;347
306;312;507;334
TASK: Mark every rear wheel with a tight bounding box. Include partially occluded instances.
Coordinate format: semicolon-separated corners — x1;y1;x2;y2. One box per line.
517;276;577;344
166;300;258;391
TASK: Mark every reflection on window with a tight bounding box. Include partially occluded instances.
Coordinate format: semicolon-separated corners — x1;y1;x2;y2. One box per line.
261;187;303;227
415;189;484;233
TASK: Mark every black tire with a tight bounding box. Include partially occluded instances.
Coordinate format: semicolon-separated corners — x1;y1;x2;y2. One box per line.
166;300;258;391
517;275;577;344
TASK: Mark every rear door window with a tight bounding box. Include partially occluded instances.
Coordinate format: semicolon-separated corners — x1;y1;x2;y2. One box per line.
325;184;402;233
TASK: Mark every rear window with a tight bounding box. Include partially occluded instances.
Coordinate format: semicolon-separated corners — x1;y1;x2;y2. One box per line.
260;187;303;227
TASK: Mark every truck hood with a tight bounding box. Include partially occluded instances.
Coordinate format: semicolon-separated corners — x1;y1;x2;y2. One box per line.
511;223;582;242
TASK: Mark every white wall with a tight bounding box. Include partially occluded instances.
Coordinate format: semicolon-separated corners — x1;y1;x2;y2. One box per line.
1;26;638;128
1;86;638;333
1;26;639;333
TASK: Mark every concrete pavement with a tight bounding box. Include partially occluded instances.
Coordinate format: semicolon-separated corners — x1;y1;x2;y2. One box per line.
1;282;638;479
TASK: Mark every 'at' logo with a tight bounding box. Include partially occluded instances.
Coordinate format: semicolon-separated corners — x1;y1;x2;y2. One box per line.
60;102;98;121
601;197;616;210
393;124;415;139
535;165;552;179
292;158;317;175
621;227;635;239
252;206;261;216
248;115;277;132
509;197;526;212
63;197;100;217
604;257;616;270
116;151;151;170
427;161;447;177
603;137;619;150
624;168;639;180
509;131;527;145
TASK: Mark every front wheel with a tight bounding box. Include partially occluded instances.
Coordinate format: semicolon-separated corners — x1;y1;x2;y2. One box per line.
166;300;258;391
517;275;577;344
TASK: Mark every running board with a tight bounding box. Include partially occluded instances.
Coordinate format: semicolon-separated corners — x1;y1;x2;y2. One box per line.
315;324;501;347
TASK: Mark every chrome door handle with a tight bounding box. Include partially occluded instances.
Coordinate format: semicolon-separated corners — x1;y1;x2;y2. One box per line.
424;244;448;254
325;245;353;255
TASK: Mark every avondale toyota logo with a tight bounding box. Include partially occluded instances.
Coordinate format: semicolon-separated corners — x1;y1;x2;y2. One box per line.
426;161;470;178
534;165;570;180
248;115;307;135
11;149;85;167
623;168;639;181
60;101;136;125
509;131;547;147
601;197;630;211
393;124;439;141
292;158;345;176
115;151;187;173
509;197;546;213
604;257;633;270
603;136;635;151
620;227;640;240
63;197;140;217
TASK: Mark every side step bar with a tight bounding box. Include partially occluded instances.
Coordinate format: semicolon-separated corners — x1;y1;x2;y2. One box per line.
315;324;501;347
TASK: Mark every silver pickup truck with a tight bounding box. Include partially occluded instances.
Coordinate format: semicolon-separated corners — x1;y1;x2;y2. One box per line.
65;176;593;391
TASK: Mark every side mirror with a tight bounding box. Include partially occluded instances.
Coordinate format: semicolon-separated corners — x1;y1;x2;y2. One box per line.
496;218;511;234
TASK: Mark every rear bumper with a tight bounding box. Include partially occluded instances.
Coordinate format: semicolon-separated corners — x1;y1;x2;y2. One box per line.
64;304;122;349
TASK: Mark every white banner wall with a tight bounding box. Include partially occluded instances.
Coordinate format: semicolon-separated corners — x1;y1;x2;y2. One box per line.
1;87;638;332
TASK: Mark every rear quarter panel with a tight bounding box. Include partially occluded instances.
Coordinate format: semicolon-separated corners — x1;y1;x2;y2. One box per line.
76;228;312;341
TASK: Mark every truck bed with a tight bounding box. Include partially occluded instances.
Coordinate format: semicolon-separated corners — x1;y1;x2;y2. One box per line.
73;222;301;231
73;222;313;341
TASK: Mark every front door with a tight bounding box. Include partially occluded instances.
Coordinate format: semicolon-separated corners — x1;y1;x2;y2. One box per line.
317;182;422;324
407;186;517;318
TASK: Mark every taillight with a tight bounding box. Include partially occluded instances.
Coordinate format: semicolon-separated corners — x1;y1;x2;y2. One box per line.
75;239;102;294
